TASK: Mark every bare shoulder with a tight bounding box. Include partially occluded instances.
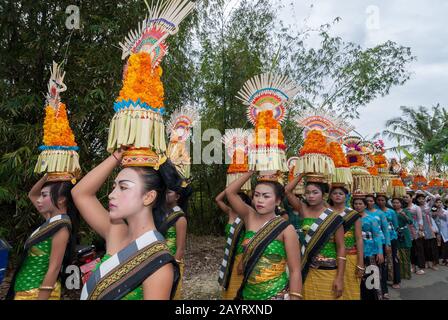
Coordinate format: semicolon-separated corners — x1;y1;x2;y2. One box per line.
177;216;187;225
53;226;70;241
282;224;297;238
142;263;174;300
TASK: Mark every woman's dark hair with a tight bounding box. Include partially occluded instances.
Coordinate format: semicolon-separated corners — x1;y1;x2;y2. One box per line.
254;181;285;201
391;197;405;208
431;199;443;212
42;181;80;280
301;182;329;206
170;184;193;215
129;159;183;229
352;197;368;207
375;194;389;203
238;191;252;207
305;182;329;195
328;186;349;207
6;180;80;299
403;193;413;201
413;194;426;205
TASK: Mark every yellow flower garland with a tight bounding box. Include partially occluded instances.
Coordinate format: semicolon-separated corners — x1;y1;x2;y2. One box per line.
43;103;77;146
299;130;329;156
254;110;285;147
329;141;349;168
228;150;249;173
117;51;164;108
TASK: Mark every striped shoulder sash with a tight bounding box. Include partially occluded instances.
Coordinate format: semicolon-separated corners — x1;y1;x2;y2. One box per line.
300;208;343;281
159;206;186;236
24;214;72;250
80;230;179;300
236;216;289;300
340;207;361;233
218;217;244;289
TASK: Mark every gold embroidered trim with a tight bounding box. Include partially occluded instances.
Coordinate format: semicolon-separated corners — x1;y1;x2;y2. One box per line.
89;242;170;300
25;219;71;248
242;216;285;269
301;209;340;268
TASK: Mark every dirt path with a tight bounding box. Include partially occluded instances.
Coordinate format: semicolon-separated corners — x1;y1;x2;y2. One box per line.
0;234;225;300
181;234;224;300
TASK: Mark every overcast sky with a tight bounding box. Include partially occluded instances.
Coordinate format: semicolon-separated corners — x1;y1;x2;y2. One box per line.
272;0;448;153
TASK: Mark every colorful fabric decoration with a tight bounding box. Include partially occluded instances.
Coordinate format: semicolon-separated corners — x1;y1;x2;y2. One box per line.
222;128;252;192
237;73;299;173
293;109;337;178
107;0;195;167
166;105;199;179
34;61;80;182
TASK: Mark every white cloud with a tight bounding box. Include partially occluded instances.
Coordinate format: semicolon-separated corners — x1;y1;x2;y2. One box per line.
276;0;448;149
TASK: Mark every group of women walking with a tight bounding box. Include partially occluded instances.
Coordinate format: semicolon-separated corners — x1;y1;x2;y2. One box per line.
216;173;448;300
4;0;448;302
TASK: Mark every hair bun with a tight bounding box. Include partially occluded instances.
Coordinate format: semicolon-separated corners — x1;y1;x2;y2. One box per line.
157;159;183;191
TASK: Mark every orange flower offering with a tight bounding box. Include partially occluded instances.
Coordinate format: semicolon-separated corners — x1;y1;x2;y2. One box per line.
117;51;164;108
329;141;349;168
392;178;405;187
347;154;364;167
254;110;285;149
373;153;387;168
368;166;379;175
429;178;443;187
43;103;77;146
299;129;329;156
400;168;408;178
228;150;249;173
413;175;427;184
443;180;448;188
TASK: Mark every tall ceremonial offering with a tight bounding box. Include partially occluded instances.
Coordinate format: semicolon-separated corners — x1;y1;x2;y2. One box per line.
343;136;374;194
359;140;385;193
372;140;395;193
442;173;448;192
373;139;390;175
166;105;199;179
390;157;412;186
293;109;337;179
34;62;81;183
107;0;196;167
389;176;407;197
327;116;354;188
410;166;427;191
328;138;353;188
428;170;443;194
222;129;252;192
344;136;368;174
386;158;406;197
237;73;299;178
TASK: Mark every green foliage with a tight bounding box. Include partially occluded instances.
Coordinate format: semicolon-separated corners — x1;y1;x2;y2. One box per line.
0;0;198;250
382;104;448;171
0;0;415;250
286;31;415;118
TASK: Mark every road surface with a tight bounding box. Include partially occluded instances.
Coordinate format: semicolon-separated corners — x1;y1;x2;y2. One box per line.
389;266;448;300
